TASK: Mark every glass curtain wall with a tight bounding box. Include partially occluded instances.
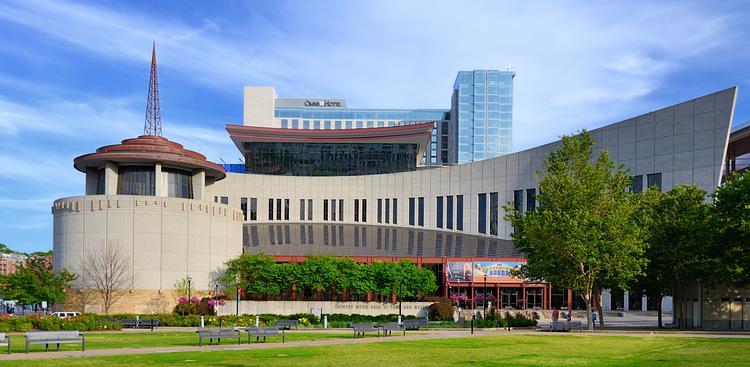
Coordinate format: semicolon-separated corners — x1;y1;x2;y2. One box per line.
164;168;193;199
117;166;155;196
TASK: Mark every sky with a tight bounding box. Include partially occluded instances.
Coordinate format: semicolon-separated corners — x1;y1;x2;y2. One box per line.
0;0;748;252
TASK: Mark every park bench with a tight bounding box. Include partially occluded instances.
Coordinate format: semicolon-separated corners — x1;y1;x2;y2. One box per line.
402;319;429;330
568;321;583;331
352;323;380;339
245;326;285;343
380;322;405;336
273;319;299;330
196;328;241;346
116;318;160;329
0;333;9;354
549;320;568;332
24;331;85;353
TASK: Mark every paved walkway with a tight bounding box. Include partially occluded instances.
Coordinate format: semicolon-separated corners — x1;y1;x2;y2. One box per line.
1;328;748;361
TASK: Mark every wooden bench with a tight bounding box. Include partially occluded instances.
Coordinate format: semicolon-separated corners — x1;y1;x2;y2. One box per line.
24;331;85;353
402;319;429;330
0;333;9;354
245;326;285;343
352;323;380;339
196;328;241;346
273;319;299;330
380;322;405;336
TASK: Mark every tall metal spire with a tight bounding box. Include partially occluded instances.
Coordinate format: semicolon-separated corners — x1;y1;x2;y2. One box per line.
144;42;162;136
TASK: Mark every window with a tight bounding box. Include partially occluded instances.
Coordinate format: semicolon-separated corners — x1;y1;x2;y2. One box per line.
291;119;299;129
457;195;464;231
241;197;248;221
164;168;193;199
446;196;454;229
436;196;444;228
268;199;273;220
418;197;424;227
323;199;329;221
250;198;257;221
378;199;383;223
478;193;487;234
354;199;360;222
307;199;313;221
221;196;228;205
409;198;415;226
362;199;367;222
385;199;390;224
276;199;282;220
526;189;536;212
339;200;344;222
299;199;305;221
331;199;336;221
392;198;398;225
647;173;662;192
284;199;289;220
513;190;524;213
117;166;155;196
490;192;498;235
631;175;644;193
214;196;218;203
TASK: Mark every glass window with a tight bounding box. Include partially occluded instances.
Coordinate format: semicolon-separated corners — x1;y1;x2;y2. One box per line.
323;199;329;221
291;119;299;129
331;199;336;221
268;198;273;220
647;173;662;192
631;175;644;193
362;199;367;223
281;119;288;128
436;196;444;228
96;168;105;195
378;199;383;223
385;198;390;224
324;120;331;129
346;120;353;129
456;195;463;231
314;120;321;129
513;190;524;213
307;199;313;220
339;199;344;222
117;166;155;196
164;168;193;199
335;121;342;129
354;199;360;222
490;192;498;235
478;193;487;234
221;196;228;205
409;197;415;226
392;198;397;225
250;198;257;221
446;195;453;230
356;121;363;128
276;198;282;220
526;189;536;212
284;199;290;220
418;197;424;227
303;120;310;129
241;197;248;221
299;199;305;221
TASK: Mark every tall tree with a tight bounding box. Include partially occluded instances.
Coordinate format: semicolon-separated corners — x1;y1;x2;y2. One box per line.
0;255;76;309
82;242;133;314
636;185;714;328
505;130;647;330
713;171;750;286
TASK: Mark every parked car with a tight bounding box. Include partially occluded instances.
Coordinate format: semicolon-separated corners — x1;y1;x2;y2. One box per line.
50;311;80;318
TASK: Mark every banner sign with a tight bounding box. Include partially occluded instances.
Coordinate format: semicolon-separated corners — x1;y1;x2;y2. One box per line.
447;261;525;283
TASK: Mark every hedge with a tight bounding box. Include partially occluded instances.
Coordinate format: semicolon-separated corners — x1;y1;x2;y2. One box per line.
0;314;122;332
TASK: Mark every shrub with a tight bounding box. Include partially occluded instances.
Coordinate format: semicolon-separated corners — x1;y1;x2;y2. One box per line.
428;301;454;321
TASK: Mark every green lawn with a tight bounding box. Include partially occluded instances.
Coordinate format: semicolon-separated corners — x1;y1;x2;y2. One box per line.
3;331;359;354
2;334;749;366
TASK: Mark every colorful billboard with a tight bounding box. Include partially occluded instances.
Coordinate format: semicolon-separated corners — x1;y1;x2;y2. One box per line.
446;262;473;282
472;261;524;282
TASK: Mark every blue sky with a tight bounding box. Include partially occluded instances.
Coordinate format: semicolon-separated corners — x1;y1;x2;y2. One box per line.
0;0;748;252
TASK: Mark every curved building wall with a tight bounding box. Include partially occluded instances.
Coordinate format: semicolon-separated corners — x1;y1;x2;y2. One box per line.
52;195;243;312
212;88;737;242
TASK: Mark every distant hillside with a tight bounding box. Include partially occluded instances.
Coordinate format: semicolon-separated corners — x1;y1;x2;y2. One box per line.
0;243;50;257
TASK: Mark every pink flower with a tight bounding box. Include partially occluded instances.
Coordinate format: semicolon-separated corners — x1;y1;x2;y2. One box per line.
458;294;468;302
178;297;187;305
208;299;217;306
190;296;200;304
218;299;226;306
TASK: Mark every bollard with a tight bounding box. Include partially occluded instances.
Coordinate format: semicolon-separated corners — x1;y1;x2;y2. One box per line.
324;315;328;329
255;315;260;327
471;314;475;334
398;315;402;325
136;314;140;328
201;315;205;328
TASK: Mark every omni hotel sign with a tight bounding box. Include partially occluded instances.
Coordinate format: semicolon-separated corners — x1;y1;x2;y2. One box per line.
304;100;342;107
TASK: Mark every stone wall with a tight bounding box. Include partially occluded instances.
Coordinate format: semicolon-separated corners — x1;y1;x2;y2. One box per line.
216;300;434;317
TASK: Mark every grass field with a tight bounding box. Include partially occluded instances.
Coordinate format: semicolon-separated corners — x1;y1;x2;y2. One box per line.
2;331;358;353
2;334;749;366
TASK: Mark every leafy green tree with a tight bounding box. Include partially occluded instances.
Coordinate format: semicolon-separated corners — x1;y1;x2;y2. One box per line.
505;130;647;330
219;254;280;300
636;185;715;328
298;256;339;300
0;257;76;309
713;171;750;285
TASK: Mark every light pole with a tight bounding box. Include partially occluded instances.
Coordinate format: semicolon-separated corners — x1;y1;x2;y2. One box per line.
187;275;192;303
484;275;487;318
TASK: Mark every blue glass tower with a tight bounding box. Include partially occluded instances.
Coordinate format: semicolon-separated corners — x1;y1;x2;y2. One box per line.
453;70;514;164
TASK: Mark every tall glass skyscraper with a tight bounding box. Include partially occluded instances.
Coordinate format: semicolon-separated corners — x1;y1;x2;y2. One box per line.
452;70;514;164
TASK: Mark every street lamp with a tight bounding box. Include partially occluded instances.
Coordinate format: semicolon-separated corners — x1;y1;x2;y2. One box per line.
484;275;487;318
187;275;192;303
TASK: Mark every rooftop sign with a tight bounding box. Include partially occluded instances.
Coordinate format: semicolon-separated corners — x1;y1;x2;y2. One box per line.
276;98;347;109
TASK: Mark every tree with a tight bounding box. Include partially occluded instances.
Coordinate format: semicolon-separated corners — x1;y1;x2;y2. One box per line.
635;185;714;328
219;253;280;300
82;242;133;314
0;255;76;310
505;130;647;330
298;256;339;300
713;171;750;285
